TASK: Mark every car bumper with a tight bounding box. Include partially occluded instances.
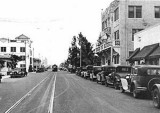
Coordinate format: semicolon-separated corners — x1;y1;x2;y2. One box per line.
136;87;148;92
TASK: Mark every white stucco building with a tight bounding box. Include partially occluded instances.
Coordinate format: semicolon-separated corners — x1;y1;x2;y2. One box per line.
134;23;160;49
0;34;34;73
127;23;160;65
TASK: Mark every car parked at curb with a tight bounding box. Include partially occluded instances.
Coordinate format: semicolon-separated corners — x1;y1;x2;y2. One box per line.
10;68;27;78
81;66;87;78
96;66;115;85
90;66;102;81
120;65;160;101
76;67;81;76
105;65;131;89
84;65;93;79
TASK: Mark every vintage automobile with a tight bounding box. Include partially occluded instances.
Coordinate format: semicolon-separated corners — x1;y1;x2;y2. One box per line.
10;68;27;78
84;65;93;79
90;66;102;81
76;67;81;76
120;65;160;100
36;67;45;73
105;65;131;89
80;66;87;77
96;66;115;85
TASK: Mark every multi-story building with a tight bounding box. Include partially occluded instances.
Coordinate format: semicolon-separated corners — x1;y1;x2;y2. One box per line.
95;0;160;66
0;34;34;73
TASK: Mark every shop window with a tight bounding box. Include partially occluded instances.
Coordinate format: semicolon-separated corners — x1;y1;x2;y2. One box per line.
128;6;142;18
114;55;119;64
155;6;160;18
1;47;6;52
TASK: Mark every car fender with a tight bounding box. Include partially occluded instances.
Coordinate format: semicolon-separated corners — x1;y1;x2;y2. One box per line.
151;84;160;92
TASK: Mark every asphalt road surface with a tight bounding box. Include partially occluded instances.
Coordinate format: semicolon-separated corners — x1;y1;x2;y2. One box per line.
0;70;160;113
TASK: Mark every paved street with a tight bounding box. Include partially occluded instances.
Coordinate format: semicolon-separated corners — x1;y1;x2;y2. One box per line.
0;71;160;113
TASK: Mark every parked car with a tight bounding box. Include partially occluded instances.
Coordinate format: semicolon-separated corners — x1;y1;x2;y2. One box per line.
96;66;115;85
120;65;160;100
105;65;131;89
10;68;27;78
84;65;93;79
36;67;45;73
81;66;87;77
90;66;102;81
76;67;81;76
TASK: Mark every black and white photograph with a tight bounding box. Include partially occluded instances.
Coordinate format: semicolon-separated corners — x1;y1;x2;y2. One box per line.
0;0;160;113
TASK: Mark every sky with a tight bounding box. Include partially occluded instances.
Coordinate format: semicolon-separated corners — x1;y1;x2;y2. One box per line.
0;0;112;65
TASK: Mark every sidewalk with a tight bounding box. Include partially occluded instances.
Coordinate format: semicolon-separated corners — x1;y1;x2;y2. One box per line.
2;75;10;79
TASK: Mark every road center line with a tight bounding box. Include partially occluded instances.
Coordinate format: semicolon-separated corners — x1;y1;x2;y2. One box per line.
48;72;57;113
5;72;51;113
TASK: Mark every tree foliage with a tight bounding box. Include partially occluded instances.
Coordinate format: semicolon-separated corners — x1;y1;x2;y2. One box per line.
77;32;94;66
67;36;80;67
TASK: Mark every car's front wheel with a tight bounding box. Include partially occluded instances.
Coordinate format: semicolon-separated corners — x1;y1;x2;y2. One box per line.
133;86;139;98
153;88;160;108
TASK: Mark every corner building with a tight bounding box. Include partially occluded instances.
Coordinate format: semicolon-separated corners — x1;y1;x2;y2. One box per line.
95;0;160;66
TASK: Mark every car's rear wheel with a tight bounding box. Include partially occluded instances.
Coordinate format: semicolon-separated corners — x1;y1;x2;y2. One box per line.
153;88;160;108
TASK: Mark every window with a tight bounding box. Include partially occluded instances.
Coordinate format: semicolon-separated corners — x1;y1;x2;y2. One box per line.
128;6;142;18
11;47;16;52
20;64;26;68
155;6;160;18
20;47;25;52
1;47;6;52
147;69;160;75
132;29;143;41
20;56;26;61
114;30;119;40
114;55;119;64
114;7;119;21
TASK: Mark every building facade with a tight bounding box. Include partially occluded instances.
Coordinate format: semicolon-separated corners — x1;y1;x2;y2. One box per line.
95;0;160;66
0;34;34;72
127;23;160;65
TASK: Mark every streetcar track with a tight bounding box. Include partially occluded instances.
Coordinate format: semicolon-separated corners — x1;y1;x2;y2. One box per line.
4;72;52;113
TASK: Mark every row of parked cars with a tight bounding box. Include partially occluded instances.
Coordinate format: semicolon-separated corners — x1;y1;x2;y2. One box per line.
75;65;160;109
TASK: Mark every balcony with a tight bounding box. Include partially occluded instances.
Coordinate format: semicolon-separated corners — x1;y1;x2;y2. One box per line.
95;42;112;53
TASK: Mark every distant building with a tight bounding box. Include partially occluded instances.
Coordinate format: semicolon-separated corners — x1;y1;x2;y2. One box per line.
127;23;160;65
0;34;34;72
95;0;160;66
33;58;41;71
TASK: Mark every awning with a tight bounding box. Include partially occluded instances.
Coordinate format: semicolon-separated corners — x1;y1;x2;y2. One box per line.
113;49;119;56
148;46;160;59
126;48;140;61
132;43;159;61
